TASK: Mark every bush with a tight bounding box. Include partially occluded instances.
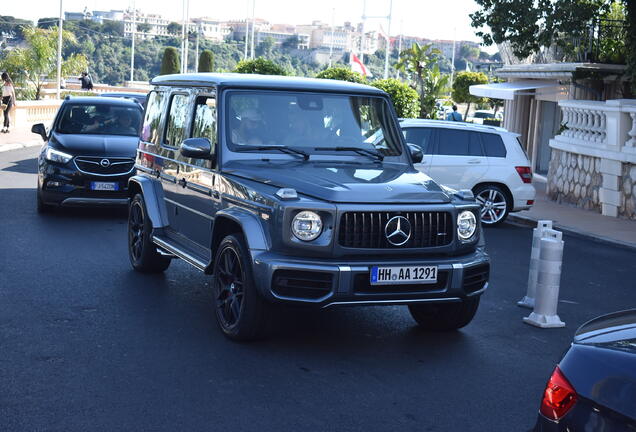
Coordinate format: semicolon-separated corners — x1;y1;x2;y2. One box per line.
233;57;287;75
371;78;420;118
160;47;180;75
315;67;366;83
198;50;214;72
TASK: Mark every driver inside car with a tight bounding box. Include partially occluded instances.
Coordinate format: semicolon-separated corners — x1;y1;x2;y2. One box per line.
232;108;264;145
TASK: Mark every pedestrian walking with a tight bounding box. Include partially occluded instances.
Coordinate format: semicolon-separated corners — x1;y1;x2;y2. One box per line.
446;105;463;122
1;72;17;133
79;72;94;91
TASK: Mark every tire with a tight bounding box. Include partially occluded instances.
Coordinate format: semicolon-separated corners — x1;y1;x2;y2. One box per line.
36;188;52;214
474;184;510;226
408;297;480;331
212;234;269;341
128;193;171;273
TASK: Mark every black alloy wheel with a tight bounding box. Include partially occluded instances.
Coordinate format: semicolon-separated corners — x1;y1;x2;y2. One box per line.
128;193;171;273
212;234;269;341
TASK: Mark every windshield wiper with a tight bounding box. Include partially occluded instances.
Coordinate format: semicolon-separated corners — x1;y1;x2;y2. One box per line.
314;146;384;161
234;145;309;160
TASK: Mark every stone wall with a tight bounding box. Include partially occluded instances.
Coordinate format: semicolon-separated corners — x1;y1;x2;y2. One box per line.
547;149;602;211
620;163;636;219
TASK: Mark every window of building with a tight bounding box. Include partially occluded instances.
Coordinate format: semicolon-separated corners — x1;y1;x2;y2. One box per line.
164;93;189;147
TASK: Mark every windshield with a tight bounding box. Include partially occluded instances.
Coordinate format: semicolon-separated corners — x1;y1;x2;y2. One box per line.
57;104;142;136
226;91;402;157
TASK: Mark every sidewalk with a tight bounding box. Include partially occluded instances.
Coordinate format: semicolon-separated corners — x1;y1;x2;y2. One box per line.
509;178;636;250
0;124;42;153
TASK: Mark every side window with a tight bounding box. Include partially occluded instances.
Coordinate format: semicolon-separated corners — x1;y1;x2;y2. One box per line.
403;127;435;154
192;96;216;147
480;132;507;157
436;129;484;156
164;93;189;147
141;91;164;144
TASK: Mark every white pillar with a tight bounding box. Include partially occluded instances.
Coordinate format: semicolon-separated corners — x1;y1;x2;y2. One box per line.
56;0;63;99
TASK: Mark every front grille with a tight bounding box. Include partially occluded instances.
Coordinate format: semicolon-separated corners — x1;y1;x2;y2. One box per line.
353;271;449;294
272;270;333;300
338;211;453;249
74;156;135;176
463;264;490;293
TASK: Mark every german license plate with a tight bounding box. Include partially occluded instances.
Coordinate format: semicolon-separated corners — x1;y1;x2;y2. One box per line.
370;265;438;285
90;181;119;191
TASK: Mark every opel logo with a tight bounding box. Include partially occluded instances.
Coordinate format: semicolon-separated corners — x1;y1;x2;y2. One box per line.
385;216;411;246
100;158;111;168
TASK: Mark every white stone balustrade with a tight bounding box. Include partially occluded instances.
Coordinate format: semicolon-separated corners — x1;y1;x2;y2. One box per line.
12;100;63;128
550;98;636;218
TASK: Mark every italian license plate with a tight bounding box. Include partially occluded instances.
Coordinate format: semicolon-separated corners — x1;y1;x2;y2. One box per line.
90;181;119;191
370;265;438;285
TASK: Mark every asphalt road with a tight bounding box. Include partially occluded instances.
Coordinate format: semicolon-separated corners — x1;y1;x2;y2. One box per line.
1;147;635;432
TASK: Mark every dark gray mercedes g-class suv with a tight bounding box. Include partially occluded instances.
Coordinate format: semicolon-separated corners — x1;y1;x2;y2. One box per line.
127;73;489;340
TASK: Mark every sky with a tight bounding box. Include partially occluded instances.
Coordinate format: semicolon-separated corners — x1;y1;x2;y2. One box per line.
10;0;497;53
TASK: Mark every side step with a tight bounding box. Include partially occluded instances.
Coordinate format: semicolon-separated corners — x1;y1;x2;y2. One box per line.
152;235;209;272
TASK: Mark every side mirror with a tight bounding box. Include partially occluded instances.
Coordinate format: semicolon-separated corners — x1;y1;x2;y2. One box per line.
180;138;213;160
407;143;423;164
31;123;47;141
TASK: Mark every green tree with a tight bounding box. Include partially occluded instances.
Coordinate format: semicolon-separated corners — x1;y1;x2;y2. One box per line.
315;67;366;83
0;15;32;40
233;57;287;75
452;71;489;120
198;49;214;72
421;65;451;119
167;22;182;36
160;47;180;75
371;78;420;118
1;26;87;99
257;36;276;58
395;43;442;117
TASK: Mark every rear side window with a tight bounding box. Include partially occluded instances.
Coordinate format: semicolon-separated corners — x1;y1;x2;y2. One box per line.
141;91;164;144
480;133;507;157
402;127;435;154
164;93;189;147
436;129;483;156
192;96;217;145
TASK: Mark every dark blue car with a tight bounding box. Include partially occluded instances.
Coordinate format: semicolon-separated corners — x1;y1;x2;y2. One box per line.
534;309;636;430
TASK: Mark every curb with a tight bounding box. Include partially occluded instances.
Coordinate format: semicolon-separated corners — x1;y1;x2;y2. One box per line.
507;213;636;251
0;141;42;153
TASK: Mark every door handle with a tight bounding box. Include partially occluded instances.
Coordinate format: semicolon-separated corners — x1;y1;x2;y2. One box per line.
467;159;482;164
178;178;187;188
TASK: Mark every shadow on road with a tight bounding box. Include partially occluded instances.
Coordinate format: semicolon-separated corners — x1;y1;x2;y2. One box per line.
1;156;38;174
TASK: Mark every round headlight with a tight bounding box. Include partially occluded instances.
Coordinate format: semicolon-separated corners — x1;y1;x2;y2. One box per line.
292;211;323;241
457;211;477;240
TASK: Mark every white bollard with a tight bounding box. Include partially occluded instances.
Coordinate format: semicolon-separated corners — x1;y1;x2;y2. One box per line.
518;220;553;309
523;229;565;328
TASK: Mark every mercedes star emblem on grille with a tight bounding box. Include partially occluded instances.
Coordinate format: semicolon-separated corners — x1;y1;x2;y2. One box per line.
384;216;411;246
100;159;111;168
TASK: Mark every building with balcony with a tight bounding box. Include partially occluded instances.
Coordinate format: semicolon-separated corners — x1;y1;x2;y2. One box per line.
191;18;231;43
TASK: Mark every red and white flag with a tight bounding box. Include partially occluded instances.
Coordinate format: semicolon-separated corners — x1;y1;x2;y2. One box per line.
351;53;372;77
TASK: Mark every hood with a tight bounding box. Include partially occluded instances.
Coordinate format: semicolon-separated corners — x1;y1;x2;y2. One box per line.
51;131;139;157
223;160;451;204
574;309;636;354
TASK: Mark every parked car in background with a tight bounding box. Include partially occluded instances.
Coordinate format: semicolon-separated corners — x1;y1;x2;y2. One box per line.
533;309;636;431
32;96;143;212
400;119;535;225
467;110;496;125
101;92;148;107
127;73;490;340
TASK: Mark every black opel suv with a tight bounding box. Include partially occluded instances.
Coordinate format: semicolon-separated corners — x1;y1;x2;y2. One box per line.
33;96;143;212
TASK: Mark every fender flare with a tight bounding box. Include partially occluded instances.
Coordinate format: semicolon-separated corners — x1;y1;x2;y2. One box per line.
213;207;270;252
128;175;170;229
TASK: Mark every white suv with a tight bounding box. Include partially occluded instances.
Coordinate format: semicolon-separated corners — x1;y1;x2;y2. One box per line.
400;119;535;225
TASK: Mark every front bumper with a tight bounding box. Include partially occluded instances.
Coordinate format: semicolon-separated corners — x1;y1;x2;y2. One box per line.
38;161;131;207
251;248;490;307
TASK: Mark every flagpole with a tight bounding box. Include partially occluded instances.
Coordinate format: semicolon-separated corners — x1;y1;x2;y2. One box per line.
56;0;63;99
359;0;366;63
250;0;256;59
396;20;403;79
450;27;456;94
383;0;393;79
328;8;335;68
243;0;249;60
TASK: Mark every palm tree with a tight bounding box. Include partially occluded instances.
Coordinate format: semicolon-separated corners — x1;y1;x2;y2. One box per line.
395;43;445;118
421;65;451;119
